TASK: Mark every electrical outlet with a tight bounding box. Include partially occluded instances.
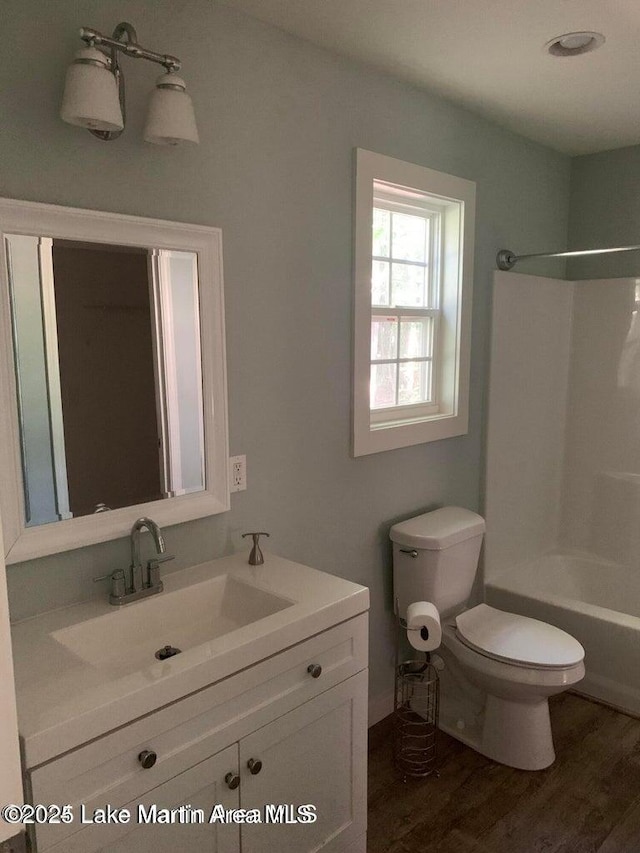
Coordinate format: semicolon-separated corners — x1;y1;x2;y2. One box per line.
229;455;247;492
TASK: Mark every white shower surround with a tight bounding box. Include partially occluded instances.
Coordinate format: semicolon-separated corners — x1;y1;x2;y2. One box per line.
485;271;640;713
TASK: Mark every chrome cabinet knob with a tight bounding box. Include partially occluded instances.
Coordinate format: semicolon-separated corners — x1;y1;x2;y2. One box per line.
138;750;157;769
225;772;241;789
307;663;322;679
247;758;262;775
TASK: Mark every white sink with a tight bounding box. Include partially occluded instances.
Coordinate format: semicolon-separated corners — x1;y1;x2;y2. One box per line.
12;552;369;767
51;574;293;677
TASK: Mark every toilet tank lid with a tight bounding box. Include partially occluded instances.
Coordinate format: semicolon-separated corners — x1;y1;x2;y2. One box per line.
389;506;485;550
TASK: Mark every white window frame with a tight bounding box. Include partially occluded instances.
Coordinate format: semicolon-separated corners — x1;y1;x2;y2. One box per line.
353;149;475;456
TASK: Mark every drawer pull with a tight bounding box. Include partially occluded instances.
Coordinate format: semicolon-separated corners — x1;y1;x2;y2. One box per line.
225;772;241;789
307;663;322;679
247;758;263;775
138;750;157;769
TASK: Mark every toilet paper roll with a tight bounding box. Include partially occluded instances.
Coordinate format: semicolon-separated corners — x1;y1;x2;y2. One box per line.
406;601;442;652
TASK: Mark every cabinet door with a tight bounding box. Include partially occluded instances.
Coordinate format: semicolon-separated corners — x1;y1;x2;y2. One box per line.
46;745;239;853
239;670;368;853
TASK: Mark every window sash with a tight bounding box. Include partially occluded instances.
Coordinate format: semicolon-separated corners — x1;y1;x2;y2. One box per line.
371;307;438;318
370;308;440;414
370;399;440;425
372;199;442;313
369;200;442;417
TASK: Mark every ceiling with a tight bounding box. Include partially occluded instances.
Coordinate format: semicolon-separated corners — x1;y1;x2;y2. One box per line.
218;0;640;156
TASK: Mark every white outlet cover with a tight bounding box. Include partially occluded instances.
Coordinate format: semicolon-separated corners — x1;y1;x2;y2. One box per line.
229;455;247;493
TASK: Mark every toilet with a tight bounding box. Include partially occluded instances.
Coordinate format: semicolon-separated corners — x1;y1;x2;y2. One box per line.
390;506;585;771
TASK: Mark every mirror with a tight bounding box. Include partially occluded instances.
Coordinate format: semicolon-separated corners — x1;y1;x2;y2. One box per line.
0;199;229;563
8;238;205;524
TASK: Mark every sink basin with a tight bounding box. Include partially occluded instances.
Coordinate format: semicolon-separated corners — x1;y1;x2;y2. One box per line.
13;551;370;768
51;574;293;677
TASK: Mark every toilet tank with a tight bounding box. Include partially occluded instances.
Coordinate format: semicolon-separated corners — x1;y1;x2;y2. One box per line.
390;507;485;619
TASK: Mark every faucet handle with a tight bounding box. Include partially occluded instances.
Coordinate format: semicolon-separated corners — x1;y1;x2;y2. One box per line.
146;555;173;590
93;569;127;599
242;532;270;566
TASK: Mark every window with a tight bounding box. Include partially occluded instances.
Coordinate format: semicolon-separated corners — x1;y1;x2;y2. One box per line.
353;150;475;456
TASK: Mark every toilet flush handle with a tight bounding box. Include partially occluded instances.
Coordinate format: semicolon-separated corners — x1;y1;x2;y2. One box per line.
399;548;418;558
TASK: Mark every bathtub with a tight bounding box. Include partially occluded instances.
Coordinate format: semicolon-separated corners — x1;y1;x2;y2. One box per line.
485;553;640;716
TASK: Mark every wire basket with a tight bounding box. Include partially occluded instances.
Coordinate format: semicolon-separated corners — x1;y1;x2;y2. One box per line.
393;659;439;778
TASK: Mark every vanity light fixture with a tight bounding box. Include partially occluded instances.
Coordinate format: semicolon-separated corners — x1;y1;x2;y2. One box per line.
60;22;199;145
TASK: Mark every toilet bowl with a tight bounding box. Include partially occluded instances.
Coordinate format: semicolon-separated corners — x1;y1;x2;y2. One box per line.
391;507;586;771
440;604;585;769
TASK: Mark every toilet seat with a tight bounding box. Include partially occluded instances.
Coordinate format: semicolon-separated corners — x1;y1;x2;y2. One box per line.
455;604;584;669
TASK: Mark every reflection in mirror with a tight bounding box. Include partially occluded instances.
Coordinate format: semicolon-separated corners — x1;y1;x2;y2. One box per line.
6;236;205;527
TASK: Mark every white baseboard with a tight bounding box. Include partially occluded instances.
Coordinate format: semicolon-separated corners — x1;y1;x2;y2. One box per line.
368;691;394;727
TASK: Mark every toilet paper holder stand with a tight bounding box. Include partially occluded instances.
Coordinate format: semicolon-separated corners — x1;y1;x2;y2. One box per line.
392;598;440;779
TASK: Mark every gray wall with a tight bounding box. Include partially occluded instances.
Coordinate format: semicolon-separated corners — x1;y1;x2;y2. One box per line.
1;0;571;715
569;145;640;279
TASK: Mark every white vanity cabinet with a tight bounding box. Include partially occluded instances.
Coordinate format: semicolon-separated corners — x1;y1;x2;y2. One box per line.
239;673;367;853
46;746;241;853
25;614;368;853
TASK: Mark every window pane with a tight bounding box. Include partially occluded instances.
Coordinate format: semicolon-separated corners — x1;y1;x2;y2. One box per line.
371;317;398;361
398;361;432;405
371;363;397;409
373;208;390;257
391;263;426;307
392;213;427;262
400;318;433;358
372;261;390;306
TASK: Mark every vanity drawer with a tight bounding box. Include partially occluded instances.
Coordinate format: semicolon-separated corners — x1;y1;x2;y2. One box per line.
30;613;367;851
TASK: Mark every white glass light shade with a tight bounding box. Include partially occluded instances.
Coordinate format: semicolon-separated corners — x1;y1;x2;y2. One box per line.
60;47;124;132
143;74;199;145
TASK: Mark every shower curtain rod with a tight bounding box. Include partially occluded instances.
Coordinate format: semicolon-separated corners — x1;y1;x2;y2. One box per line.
496;244;640;271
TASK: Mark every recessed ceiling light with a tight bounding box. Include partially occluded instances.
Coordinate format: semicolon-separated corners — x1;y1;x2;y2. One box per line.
545;31;605;57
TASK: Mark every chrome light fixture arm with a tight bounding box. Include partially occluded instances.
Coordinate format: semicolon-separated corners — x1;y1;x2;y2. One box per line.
80;24;181;72
78;22;181;142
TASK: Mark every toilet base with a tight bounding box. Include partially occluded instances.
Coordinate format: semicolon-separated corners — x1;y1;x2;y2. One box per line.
435;640;567;771
439;695;555;770
480;694;555;770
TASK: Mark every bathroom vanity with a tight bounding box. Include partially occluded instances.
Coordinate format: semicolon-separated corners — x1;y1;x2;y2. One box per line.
11;552;369;853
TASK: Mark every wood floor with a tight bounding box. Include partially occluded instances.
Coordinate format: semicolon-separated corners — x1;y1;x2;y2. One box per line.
368;693;640;853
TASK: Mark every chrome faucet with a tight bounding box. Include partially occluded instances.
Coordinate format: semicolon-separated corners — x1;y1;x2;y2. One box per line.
94;517;175;605
126;517;174;601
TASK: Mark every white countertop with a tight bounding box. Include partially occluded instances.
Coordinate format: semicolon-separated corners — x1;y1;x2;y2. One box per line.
11;552;369;768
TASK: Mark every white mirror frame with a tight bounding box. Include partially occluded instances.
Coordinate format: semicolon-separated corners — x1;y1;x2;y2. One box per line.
0;198;229;564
